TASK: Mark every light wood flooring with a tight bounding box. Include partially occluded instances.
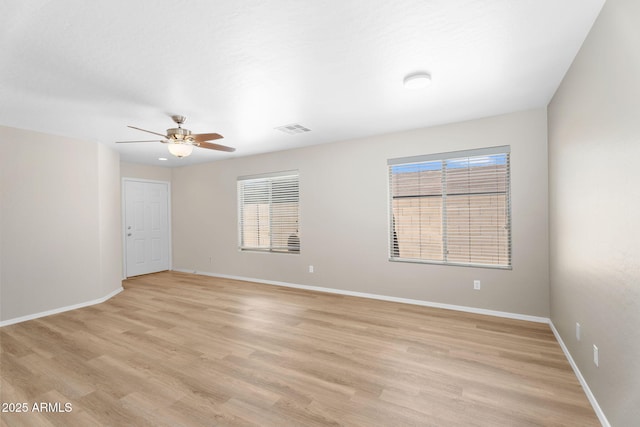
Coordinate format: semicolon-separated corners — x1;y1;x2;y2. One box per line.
1;271;599;426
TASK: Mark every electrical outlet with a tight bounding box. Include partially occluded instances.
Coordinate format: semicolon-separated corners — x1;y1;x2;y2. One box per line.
308;265;314;273
473;280;481;290
593;345;599;367
576;322;581;341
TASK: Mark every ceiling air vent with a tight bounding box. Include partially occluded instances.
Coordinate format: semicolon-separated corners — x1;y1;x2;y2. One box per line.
275;123;311;135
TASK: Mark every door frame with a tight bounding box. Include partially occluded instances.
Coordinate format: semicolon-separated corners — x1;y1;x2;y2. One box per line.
121;178;172;279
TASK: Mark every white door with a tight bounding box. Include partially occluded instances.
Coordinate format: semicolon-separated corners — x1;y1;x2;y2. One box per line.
124;180;170;277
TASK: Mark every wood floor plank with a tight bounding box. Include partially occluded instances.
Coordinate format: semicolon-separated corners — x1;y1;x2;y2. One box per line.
1;271;600;426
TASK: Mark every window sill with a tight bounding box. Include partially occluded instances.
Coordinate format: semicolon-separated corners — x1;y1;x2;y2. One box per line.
389;257;512;270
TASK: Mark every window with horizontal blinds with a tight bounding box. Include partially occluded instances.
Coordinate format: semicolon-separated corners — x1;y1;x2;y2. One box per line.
388;146;511;268
238;171;300;253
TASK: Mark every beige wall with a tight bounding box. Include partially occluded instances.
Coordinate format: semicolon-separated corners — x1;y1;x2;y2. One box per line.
0;126;122;322
120;161;172;182
548;0;640;425
173;108;550;317
99;145;123;293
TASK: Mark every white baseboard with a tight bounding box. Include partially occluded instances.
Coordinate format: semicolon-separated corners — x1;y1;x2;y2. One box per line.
549;321;610;427
173;268;549;323
0;286;124;327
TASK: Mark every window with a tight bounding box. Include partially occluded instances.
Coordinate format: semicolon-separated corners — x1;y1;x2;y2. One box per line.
238;171;300;253
388;146;511;268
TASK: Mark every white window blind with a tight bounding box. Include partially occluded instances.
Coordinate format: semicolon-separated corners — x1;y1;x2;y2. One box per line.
388;146;511;268
238;171;300;253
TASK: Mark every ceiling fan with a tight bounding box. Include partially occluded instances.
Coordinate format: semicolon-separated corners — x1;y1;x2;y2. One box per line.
116;115;235;158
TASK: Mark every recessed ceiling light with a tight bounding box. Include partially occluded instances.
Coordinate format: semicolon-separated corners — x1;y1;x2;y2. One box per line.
403;72;432;89
158;157;168;161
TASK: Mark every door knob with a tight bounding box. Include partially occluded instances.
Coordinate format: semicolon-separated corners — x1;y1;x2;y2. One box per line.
127;233;132;237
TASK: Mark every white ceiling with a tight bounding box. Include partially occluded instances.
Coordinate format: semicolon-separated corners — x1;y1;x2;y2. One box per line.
1;0;605;167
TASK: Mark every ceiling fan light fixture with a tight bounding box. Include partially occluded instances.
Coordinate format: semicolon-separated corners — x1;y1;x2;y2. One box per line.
403;72;432;89
167;142;194;158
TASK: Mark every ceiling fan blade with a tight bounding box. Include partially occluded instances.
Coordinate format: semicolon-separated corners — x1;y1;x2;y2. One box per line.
198;141;236;152
116;139;164;143
192;133;223;142
127;125;168;138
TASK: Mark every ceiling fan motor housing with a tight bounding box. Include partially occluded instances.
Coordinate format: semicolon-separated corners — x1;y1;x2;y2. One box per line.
167;127;193;142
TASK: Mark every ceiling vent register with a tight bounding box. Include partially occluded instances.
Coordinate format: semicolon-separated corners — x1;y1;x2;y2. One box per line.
275;124;311;135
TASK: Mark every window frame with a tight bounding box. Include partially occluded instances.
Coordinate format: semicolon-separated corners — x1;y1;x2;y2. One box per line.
388;146;511;269
237;170;300;254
